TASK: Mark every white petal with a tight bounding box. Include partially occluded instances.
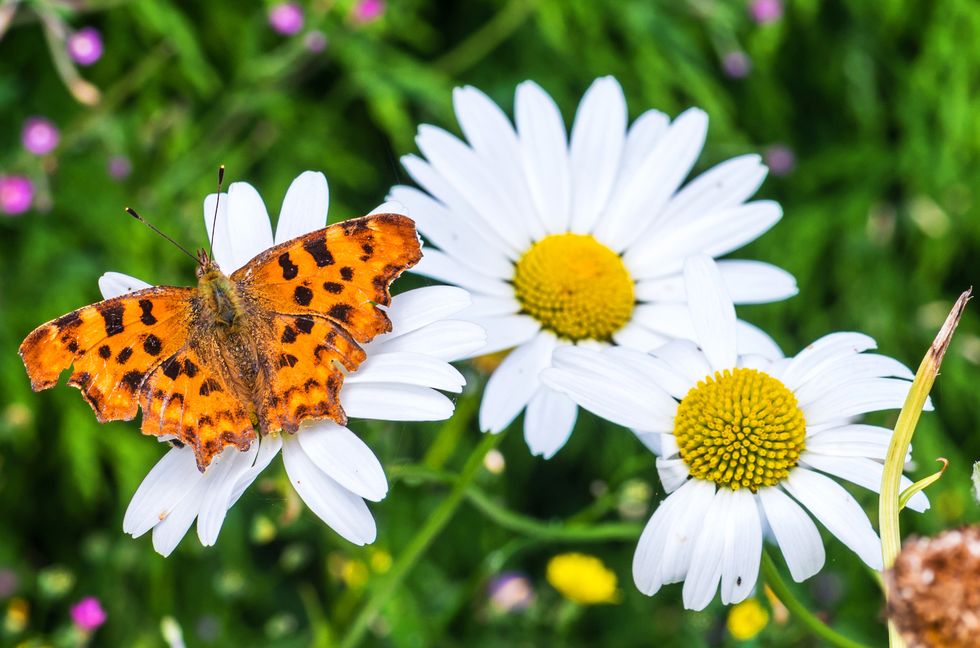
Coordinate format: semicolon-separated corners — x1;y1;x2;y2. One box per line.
203;191;232;272
603;346;692;399
778;332;878;389
735;319;784;360
757;487;825;582
462;294;521;319
650;340;711;386
794;354;915;407
400;155;517;258
224;182;274;271
634;275;685;303
682;488;730;610
275;171;329;244
618;109;670;186
412;249;513;298
341;383;455;421
347;351;466;393
720;489;761;605
196;444;260;546
597;108;709;252
229;434;283;506
99;272;152;299
465;315;540;357
515;81;571;234
632;303;696;341
368;200;405;217
151;477;208;557
659;155;768;227
568;76;627;233
805;424;894;460
297;422;388;502
281;436;376;545
387;185;514;278
634;430;665;455
124;446;202;537
803;378;929;426
382;286;472;338
655;457;691;493
523;386;578;459
611;320;670;353
683;256;737;372
542;346;677;430
801;453;929;512
623;201;782;278
633;479;714;595
479;333;555;432
372;319;488;362
415;125;532;250
783;468;883;570
716;260;798;304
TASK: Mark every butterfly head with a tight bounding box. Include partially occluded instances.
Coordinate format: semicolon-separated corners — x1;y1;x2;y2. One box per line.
195;248;220;278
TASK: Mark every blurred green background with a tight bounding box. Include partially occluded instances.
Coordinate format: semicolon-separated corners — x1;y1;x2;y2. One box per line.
1;0;978;646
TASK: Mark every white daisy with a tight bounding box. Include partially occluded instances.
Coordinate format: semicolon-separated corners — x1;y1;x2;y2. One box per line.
540;255;930;610
389;76;796;459
103;171;486;556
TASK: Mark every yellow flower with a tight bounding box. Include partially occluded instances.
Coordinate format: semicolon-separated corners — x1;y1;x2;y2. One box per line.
727;598;769;641
341;559;369;589
369;549;392;574
546;553;619;605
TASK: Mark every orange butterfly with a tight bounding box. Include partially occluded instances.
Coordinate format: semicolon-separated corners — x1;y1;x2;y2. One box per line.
19;210;422;471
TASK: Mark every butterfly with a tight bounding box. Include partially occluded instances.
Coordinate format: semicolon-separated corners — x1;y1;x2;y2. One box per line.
19;212;422;471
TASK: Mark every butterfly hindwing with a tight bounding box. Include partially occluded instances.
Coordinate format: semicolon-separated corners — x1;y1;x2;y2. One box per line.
233;213;423;343
19;287;194;422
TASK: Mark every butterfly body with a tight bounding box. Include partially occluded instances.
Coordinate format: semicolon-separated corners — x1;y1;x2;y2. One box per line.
20;214;422;471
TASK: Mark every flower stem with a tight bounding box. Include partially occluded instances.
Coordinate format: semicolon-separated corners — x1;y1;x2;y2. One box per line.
878;289;969;647
338;432;503;648
433;0;539;75
761;551;871;648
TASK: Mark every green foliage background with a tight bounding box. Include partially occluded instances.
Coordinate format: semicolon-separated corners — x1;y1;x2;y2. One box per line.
0;0;978;646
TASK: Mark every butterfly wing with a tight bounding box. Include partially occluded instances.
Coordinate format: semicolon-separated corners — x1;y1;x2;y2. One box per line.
19;287;194;422
232;213;422;434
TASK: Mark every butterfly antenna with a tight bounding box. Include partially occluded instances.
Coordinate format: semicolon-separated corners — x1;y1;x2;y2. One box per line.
125;207;198;263
207;165;226;262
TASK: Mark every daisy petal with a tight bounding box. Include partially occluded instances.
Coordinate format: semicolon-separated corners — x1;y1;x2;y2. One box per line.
466;315;540;357
683;488;730;610
757;486;825;582
604;346;691;399
783;468;883;570
151;477;207;557
805;424;894;460
297;421;388;502
368;200;406;216
197;444;259;546
463;294;521;319
479;332;556;433
801;453;929;512
659;154;768;227
655;457;691;493
413;249;513;298
229;433;283;506
735;319;784;360
99;272;152;299
623;201;782;279
342;383;455;421
224;182;274;271
281;436;377;545
346;351;466;393
633;485;685;595
568;76;627;234
123;446;201;537
618;109;670;183
611;320;670;353
794;354;915;406
523;386;578;459
275;171;329;244
720;489;761;605
650;340;711;387
683;256;737;372
382;286;472;338
716;260;798;304
777;332;878;389
803;378;931;426
657;479;716;585
515;81;571;234
372;319;488;361
598;108;709;252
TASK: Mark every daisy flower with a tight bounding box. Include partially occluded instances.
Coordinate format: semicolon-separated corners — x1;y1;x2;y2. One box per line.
103;171;485;556
541;255;930;610
389;76;796;458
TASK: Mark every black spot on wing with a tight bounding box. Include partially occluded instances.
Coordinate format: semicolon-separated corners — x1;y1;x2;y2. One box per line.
116;347;133;364
139;299;157;325
98;345;111;359
295;316;314;334
182;359;199;378
294;285;313;306
281;326;297;344
161;356;181;380
121;370;143;392
278;252;299;280
66;340;79;354
359;243;374;261
303;236;334;267
327;304;353;323
278;353;299;368
199;378;223;396
340;266;354;281
323;281;343;294
54;311;82;331
98;303;125;337
143;334;161;356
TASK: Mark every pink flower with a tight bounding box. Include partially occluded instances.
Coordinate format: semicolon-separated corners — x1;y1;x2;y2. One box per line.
487;571;534;613
749;0;783;24
722;51;752;79
0;176;33;215
765;144;796;176
67;27;104;66
268;3;304;35
70;597;106;632
304;30;328;52
21;117;60;156
107;155;132;180
352;0;385;24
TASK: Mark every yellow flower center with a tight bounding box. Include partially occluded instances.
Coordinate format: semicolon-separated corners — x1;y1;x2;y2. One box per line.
513;234;635;342
674;368;806;492
727;598;770;640
546;553;619;605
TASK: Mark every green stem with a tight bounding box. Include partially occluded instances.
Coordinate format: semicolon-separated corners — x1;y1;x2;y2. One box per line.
338;432;503;648
433;0;539;75
761;552;871;648
877;290;969;647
